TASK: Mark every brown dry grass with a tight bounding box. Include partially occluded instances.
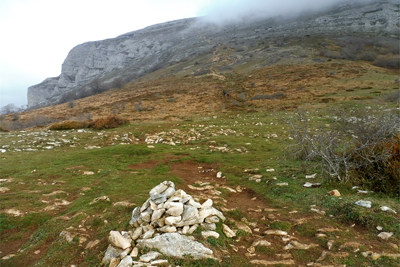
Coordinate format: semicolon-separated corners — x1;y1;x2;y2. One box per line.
2;60;398;129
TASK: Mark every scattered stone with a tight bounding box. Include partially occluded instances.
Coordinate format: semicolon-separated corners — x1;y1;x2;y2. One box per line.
60;230;75;243
276;183;288;186
327;240;334;250
355;200;371;208
317;227;340;232
0;187;10;193
304;182;321;188
113;201;135;207
222;224;236;238
139;251;161;262
34;250;41;255
137;233;214;259
85;240;100;250
249;175;262;181
252;239;272;247
89;196;110;205
1;254;15;260
339;242;361;250
250;259;295;265
1;208;23;217
357;190;373;194
216;172;222;178
202;230;220;239
380;206;397;214
310;208;325;215
329;190;340;197
305;173;317;179
284;241;318;250
264;230;287;236
316;251;348;262
235;222;252;234
266;169;275;172
377;232;393;241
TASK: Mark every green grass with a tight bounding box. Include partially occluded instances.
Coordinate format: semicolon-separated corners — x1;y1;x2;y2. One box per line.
0;101;399;266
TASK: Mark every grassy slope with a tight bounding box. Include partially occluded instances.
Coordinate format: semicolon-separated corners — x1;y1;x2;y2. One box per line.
0;49;399;266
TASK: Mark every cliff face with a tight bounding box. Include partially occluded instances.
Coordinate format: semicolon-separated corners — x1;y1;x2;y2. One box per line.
27;0;399;108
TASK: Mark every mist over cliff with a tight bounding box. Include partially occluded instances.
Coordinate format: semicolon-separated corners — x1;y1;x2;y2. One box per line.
27;0;399;109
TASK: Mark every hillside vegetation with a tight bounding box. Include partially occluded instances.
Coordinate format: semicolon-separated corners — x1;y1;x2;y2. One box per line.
0;35;399;266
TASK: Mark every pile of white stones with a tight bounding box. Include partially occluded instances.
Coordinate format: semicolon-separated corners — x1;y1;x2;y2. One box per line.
102;181;234;267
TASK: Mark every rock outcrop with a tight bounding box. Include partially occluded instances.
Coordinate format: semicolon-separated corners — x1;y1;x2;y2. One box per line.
27;0;399;108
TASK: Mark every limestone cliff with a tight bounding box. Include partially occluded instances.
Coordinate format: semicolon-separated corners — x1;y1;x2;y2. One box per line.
27;0;399;108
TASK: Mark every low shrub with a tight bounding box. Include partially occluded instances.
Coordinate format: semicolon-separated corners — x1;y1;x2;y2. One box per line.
384;90;400;103
49;120;89;130
373;55;400;69
250;92;286;100
352;134;400;196
89;116;129;130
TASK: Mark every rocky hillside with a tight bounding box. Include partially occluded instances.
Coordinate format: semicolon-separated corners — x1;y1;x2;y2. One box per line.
27;0;399;109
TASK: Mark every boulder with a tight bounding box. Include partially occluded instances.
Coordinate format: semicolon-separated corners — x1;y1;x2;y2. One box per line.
137;233;214;259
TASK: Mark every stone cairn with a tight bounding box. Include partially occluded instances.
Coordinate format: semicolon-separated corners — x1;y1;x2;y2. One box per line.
102;181;235;267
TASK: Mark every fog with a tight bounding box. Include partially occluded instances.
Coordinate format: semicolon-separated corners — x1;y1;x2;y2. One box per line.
199;0;371;25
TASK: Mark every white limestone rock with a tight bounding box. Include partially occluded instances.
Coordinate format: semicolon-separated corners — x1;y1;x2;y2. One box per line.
139;251;161;262
199;206;226;221
137;233;214;259
202;231;220;239
166;202;184;217
222;224;236;238
102;244;124;265
108;231;131;250
117;256;133;267
129;207;142;227
149;181;176;204
165;216;182;225
151;208;165;221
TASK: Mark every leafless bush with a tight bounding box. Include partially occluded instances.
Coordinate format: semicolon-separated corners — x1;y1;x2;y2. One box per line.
285;109;400;183
58;91;78;104
384;90;400;103
250;92;286;100
319;49;342;59
356;51;377;62
373;55;400;69
24;115;56;128
111;77;126;89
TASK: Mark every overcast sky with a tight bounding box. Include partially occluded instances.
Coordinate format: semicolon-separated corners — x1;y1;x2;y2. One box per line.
0;0;354;108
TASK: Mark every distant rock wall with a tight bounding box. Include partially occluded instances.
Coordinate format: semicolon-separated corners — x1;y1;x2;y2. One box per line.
27;0;399;108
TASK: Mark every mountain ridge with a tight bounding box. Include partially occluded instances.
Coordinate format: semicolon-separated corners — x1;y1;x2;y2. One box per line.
27;0;399;109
